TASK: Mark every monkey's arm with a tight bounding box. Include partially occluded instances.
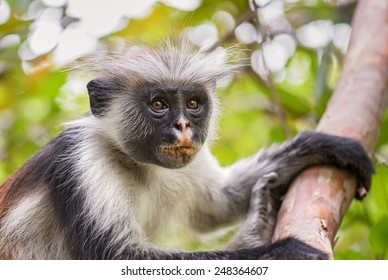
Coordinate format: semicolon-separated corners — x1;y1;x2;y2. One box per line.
189;132;373;236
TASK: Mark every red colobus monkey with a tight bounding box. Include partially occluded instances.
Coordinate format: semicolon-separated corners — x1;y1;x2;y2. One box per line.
0;41;373;259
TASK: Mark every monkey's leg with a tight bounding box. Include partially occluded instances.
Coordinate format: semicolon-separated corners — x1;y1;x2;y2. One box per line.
120;236;328;260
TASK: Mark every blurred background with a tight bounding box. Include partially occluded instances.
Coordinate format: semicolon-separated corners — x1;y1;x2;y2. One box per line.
0;0;387;259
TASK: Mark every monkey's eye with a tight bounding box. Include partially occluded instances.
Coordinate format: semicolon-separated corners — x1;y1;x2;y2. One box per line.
186;99;199;110
150;98;168;111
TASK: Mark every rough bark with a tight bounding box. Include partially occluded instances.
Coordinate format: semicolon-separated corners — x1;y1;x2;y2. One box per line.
272;0;388;259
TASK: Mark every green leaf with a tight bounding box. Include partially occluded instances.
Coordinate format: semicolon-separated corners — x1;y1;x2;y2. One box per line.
335;250;366;260
369;217;388;257
365;165;388;222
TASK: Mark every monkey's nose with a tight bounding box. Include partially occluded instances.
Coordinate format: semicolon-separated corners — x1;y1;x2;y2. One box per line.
173;118;193;146
174;119;190;132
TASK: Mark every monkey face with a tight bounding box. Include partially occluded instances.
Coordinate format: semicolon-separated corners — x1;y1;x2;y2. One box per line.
115;82;213;169
85;43;232;169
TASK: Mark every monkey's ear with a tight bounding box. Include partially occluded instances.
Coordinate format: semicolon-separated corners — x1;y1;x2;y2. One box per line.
86;78;112;117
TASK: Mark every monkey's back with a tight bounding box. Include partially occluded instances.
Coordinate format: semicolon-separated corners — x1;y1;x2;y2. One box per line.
0;132;75;259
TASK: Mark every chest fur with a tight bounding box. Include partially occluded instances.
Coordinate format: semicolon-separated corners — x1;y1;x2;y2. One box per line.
131;169;197;241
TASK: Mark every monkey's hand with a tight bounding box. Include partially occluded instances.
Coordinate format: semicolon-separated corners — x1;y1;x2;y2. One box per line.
226;172;279;249
295;132;374;199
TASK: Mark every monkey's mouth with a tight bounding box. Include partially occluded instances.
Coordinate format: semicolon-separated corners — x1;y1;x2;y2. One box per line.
160;145;198;155
159;144;200;167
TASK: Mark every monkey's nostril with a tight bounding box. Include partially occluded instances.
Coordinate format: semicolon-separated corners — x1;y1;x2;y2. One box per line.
174;120;190;132
174;123;183;132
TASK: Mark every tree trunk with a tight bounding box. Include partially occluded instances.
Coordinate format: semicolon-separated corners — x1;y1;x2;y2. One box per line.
272;0;388;259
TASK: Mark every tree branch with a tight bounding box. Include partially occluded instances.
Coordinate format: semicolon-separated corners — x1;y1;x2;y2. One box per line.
272;0;388;259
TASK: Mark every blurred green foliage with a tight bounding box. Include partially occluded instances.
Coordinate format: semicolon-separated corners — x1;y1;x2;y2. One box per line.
0;0;387;259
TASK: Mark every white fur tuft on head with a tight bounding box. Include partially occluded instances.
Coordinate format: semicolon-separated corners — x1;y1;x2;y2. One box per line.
71;38;238;91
